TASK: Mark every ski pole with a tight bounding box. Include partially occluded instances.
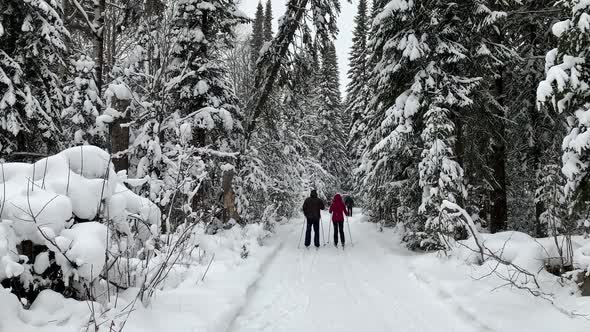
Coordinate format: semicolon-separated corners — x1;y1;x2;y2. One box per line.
327;213;331;244
346;215;353;245
320;216;326;245
297;219;305;249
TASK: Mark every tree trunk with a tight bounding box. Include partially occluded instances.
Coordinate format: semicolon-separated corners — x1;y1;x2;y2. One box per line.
490;73;508;234
245;0;310;144
454;113;465;207
222;169;238;222
93;0;106;93
110;98;130;172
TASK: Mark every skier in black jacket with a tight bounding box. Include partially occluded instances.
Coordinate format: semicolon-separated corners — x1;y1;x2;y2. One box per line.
302;190;325;248
344;195;354;217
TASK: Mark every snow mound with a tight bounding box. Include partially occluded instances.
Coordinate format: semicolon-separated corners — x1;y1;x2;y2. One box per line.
0;146;161;285
51;222;107;284
574;242;590;272
0;288;100;330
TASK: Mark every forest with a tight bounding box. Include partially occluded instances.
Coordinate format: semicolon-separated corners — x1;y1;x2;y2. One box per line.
1;0;590;330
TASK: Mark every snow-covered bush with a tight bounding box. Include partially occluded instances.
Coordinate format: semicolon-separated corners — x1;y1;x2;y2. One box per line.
62;55;104;146
0;146;161;303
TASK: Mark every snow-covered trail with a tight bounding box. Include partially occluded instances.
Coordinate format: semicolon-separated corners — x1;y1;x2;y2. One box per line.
228;210;475;332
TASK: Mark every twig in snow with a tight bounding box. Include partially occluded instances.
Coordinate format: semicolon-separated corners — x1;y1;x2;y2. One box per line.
0;163;5;218
201;253;215;282
41;157;49;190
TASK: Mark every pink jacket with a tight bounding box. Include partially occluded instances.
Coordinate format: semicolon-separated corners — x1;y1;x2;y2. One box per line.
329;194;346;222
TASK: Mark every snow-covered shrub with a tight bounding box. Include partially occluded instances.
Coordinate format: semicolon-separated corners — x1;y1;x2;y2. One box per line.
419;105;468;250
62;55;104;146
0;146;161;303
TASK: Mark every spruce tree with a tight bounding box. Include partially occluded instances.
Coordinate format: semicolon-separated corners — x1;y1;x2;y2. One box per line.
250;2;265;65
355;0;479;248
263;0;273;41
167;0;247;221
346;0;369;157
538;0;590;207
245;0;342;140
316;42;347;189
501;0;562;235
0;0;68;155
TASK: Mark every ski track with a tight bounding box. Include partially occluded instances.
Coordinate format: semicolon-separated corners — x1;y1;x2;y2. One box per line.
227;211;478;332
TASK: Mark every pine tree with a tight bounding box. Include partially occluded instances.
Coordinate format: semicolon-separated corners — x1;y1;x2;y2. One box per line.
500;0;562;235
167;0;247;222
419;105;466;249
263;0;273;41
245;0;342;140
0;0;69;155
355;0;480;248
471;1;518;234
346;0;369;158
316;42;348;189
250;2;265;65
538;0;590;211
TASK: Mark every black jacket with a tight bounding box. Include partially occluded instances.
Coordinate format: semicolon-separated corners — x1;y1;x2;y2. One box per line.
303;190;325;219
344;196;354;207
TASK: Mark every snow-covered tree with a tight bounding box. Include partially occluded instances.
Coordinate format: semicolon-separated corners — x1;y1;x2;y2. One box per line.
0;0;69;155
245;0;342;140
354;0;480;248
419;105;466;249
316;42;348;190
538;0;590;203
166;0;248;224
346;0;369;138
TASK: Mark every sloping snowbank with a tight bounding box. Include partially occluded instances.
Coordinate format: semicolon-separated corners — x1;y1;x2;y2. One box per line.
409;254;590;331
0;222;285;332
406;230;590;331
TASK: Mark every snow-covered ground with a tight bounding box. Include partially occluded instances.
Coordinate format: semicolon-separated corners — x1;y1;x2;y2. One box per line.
0;223;283;332
118;224;282;332
2;209;590;331
229;210;590;332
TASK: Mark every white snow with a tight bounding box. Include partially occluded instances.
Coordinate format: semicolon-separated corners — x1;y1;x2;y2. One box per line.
33;252;50;274
106;83;133;101
179;122;193;144
1;210;589;332
552;19;571;38
221;163;235;172
51;222;107;283
229;211;590;332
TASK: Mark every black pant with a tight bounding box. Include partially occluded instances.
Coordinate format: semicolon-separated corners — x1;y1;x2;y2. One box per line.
305;218;320;247
346;205;353;216
333;221;345;246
